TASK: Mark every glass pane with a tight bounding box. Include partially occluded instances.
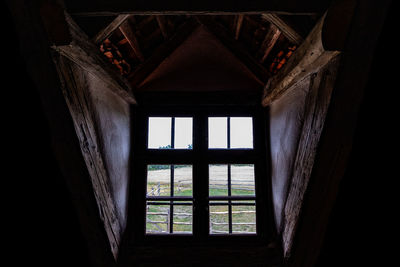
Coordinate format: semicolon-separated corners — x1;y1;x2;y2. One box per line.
173;205;193;234
230;117;253;149
174;118;193;149
209;205;229;234
209;164;228;196
148;117;171;149
232;205;256;234
146;202;170;234
231;164;255;196
208;117;228;149
147;165;170;196
173;165;192;196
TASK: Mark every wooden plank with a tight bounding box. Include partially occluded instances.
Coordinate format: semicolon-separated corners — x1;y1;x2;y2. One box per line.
261;13;303;45
92;14;131;44
43;8;137;104
281;56;340;258
261;12;340;106
64;0;331;16
196;16;270;84
119;19;145;62
52;54;123;259
128;17;198;87
259;24;281;63
234;14;244;40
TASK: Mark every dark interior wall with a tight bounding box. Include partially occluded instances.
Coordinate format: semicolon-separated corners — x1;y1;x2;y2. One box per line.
268;78;310;232
85;72;131;230
138;25;263;93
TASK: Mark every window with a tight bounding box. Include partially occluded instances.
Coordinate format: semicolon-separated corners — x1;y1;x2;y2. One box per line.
132;107;269;243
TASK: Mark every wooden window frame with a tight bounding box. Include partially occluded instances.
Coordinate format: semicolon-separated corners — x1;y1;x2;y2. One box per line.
130;104;272;246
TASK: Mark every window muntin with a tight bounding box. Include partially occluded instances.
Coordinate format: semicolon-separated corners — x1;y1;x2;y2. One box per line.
134;108;268;241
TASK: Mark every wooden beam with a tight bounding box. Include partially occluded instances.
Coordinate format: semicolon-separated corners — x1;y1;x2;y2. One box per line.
64;0;331;16
119;19;145;62
92;14;131;44
53;54;123;259
43;9;137;104
196;16;270;84
261;13;303;45
234;14;244;40
156;15;169;39
259;24;281;63
261;12;341;106
128;17;198;87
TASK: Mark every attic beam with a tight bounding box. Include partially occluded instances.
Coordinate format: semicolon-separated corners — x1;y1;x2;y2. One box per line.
42;8;137;104
93;14;131;44
128;17;198;87
119;19;145;62
156;15;169;39
261;14;303;45
259;24;281;63
65;0;329;16
196;16;270;84
261;12;341;107
234;14;244;40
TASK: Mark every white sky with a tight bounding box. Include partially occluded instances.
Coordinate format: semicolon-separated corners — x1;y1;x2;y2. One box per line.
148;117;253;149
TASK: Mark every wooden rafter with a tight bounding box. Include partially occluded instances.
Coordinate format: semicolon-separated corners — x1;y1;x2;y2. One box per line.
43;9;137;104
156;15;169;39
261;13;303;45
93;14;131;44
128;17;198;87
196;16;270;84
234;14;244;40
261;13;340;106
259;24;281;63
119;18;145;62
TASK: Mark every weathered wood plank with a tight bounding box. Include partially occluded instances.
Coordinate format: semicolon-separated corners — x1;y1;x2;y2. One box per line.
119;19;145;62
92;14;131;44
53;54;122;259
43;6;137;104
196;16;270;84
261;12;340;106
281;56;340;258
261;13;303;45
128;17;198;87
259;24;281;63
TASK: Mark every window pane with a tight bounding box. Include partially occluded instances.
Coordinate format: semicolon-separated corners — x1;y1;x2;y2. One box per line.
173;205;193;234
174;165;192;197
147;165;170;196
230;117;253;148
208;117;227;149
146;202;170;234
209;164;228;196
231;164;255;196
148;117;171;149
232;205;256;234
209;205;229;234
174;118;193;149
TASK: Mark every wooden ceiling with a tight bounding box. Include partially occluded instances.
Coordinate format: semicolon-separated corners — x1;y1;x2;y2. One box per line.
72;13;322;88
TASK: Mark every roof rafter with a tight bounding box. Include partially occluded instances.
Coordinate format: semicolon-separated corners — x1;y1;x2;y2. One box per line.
92;14;131;44
261;13;304;45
